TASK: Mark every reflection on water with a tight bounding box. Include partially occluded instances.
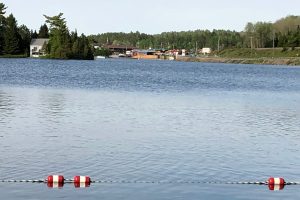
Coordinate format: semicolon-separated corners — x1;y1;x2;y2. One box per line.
39;92;68;125
0;90;15;114
0;90;15;128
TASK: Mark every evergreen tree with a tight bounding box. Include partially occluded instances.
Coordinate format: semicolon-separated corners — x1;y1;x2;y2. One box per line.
44;13;71;59
38;23;49;38
0;2;7;54
3;14;21;55
18;24;31;55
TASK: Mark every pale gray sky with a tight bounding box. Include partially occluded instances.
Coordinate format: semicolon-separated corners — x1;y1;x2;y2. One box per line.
2;0;300;34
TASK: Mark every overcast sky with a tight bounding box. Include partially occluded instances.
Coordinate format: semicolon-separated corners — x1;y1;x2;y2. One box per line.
2;0;300;34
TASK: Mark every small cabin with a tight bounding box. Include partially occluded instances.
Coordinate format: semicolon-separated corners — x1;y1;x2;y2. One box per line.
30;38;49;57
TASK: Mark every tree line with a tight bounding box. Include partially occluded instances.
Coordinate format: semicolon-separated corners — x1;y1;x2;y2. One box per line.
90;15;300;51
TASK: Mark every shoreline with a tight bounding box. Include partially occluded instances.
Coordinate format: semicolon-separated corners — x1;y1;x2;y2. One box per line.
176;56;300;66
0;55;28;59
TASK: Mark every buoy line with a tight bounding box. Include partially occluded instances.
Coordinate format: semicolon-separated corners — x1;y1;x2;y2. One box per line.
0;176;299;190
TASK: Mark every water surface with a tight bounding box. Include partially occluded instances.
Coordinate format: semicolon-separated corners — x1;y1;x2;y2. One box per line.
0;58;300;199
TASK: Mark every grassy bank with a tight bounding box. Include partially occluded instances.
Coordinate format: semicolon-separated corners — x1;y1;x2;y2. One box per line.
177;48;300;66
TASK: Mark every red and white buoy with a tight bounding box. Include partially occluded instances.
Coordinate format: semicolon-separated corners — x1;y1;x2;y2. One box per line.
47;175;64;184
268;177;285;191
74;176;91;188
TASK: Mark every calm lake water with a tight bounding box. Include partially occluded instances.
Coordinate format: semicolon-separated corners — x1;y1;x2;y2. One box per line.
0;58;300;199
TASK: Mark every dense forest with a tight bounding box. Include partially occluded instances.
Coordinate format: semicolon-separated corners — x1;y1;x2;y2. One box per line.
90;15;300;52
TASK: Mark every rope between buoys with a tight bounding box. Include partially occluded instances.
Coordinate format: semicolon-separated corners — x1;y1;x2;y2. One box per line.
1;179;298;185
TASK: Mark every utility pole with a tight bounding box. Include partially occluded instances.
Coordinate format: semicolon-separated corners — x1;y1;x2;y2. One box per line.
218;36;220;52
250;36;253;57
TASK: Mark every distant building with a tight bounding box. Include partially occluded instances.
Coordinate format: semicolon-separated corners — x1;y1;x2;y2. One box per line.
105;45;136;54
93;44;100;49
30;38;49;57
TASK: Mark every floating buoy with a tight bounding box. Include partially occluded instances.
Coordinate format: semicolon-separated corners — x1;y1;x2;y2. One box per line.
74;176;91;188
74;176;91;184
268;177;285;185
47;182;64;188
47;175;64;184
268;177;285;191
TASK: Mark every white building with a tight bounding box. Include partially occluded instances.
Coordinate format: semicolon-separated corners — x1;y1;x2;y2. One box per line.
30;38;49;57
201;47;212;55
